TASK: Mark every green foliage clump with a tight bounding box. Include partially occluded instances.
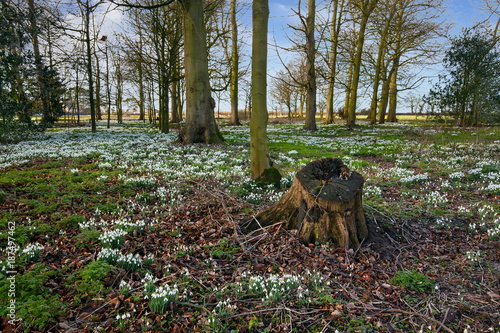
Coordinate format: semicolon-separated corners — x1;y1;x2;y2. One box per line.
390;270;436;293
428;27;500;126
0;264;65;331
74;229;100;250
71;260;115;300
206;238;240;259
57;214;85;229
256;166;282;188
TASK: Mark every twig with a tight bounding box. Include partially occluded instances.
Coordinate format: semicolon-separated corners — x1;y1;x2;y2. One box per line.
336;283;454;333
320;320;332;333
189;179;248;252
176;301;209;313
381;308;454;333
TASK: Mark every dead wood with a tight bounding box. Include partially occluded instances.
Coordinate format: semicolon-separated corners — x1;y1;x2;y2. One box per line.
242;158;368;248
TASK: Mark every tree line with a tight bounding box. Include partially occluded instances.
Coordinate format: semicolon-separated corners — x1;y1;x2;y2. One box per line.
1;0;500;178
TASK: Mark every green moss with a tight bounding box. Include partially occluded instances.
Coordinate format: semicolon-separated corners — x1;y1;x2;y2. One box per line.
391;270;435;293
256;166;282;188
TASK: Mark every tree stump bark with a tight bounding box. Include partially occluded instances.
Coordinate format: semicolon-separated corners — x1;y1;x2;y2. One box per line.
242;158;368;249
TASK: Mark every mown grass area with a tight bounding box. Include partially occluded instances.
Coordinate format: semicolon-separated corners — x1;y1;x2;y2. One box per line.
0;120;499;332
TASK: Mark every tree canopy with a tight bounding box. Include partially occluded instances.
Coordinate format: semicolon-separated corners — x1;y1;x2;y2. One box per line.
429;28;500;126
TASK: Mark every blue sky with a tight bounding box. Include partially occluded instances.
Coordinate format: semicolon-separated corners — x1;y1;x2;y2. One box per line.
262;0;495;114
96;0;494;114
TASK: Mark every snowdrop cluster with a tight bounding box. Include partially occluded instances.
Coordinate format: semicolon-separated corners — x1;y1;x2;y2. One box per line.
117;253;142;272
214;298;237;317
248;273;302;302
401;173;428;185
119;280;132;296
174;244;191;257
449;171;465;180
425;191;448;207
148;284;179;314
22;242;44;262
123;176;157;188
78;217;100;230
487;215;500;239
364;185;382;197
98;229;128;249
113;218;146;233
97;248;121;264
97;175;108;182
436;217;452;229
458;206;470;216
143;253;155;266
141;272;158;295
98;162;113;169
483;183;500;193
116;312;131;320
466;250;481;263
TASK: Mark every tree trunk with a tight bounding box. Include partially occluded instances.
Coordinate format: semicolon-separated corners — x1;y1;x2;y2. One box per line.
105;43;111;129
250;0;271;180
386;59;398;122
243;158;367;249
171;79;179;123
138;20;145;122
304;0;317;131
28;0;50;124
347;0;378;127
83;0;97;132
229;0;240;126
116;56;123;124
325;0;341;125
179;0;223;143
343;59;353;120
299;89;304;118
369;20;391;124
95;55;102;120
378;65;390;124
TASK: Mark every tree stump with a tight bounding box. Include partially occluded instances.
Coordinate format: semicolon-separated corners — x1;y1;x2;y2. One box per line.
242;158;368;249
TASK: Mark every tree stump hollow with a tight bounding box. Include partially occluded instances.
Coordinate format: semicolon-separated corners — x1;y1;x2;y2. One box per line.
243;158;368;249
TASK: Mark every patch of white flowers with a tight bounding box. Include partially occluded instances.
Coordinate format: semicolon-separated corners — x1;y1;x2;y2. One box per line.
148;284;179;314
248;273;302;302
98;229;127;249
119;280;132;296
364;185;382;197
436;217;452;229
487;218;500;239
482;183;500;193
116;312;131;320
449;171;465;180
97;248;121;264
113;218;146;233
97;175;108;182
117;253;142;272
466;250;481;263
98;162;113;169
22;242;44;262
214;298;237;317
425;191;448;207
79;218;100;230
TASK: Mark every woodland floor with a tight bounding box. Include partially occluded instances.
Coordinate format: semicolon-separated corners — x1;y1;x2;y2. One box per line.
0;120;499;333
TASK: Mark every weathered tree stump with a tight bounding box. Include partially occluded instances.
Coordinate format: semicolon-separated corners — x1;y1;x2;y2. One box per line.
242;158;368;249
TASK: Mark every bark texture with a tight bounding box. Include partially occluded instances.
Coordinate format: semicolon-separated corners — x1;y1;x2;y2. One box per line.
180;0;223;143
250;0;270;179
243;158;368;249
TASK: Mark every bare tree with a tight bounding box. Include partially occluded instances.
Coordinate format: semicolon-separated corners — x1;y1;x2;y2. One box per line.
346;0;379;127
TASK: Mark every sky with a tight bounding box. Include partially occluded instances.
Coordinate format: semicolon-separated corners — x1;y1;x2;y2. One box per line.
93;0;494;114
